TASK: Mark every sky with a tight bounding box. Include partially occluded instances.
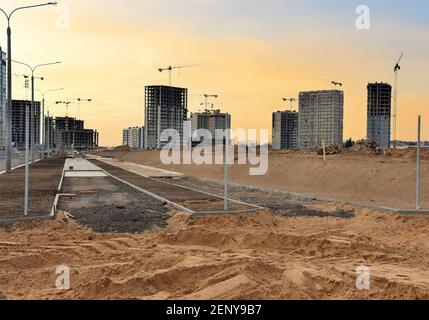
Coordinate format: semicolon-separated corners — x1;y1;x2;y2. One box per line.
0;0;428;146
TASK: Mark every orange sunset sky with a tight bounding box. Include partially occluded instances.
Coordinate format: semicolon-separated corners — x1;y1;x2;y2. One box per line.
1;0;428;146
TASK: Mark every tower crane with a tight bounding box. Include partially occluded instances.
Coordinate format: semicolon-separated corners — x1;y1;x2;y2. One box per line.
392;52;404;148
158;64;201;86
282;98;296;111
204;94;218;111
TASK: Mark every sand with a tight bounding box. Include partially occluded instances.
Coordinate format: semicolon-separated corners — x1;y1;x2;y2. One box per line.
94;149;429;210
1;206;429;300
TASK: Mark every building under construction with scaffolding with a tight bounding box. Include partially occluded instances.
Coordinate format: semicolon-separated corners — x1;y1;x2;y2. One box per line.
272;110;298;150
298;90;344;149
144;85;188;149
0;48;6;150
11;100;40;150
367;82;392;149
45;116;99;151
190;109;231;146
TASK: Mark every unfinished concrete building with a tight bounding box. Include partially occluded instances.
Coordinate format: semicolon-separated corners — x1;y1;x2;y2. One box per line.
44;116;55;151
123;126;144;149
53;117;99;150
11;100;40;150
272;110;298;150
144;85;188;149
367;82;392;149
298;90;344;149
190;109;231;146
0;48;6;150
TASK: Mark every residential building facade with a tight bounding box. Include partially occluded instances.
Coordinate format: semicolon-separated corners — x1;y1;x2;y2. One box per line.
272;110;298;150
11;100;40;150
123;126;144;149
0;48;6;150
190;109;231;146
298;90;344;149
144;85;188;149
367;82;392;149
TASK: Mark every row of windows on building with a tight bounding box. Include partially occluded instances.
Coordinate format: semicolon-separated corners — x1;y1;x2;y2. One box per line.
273;84;392;150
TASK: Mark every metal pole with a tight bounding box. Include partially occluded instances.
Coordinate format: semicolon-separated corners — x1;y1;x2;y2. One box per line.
30;74;35;162
47;110;50;156
416;115;421;210
322;140;326;163
224;115;229;211
24;81;32;216
5;25;11;172
42;96;45;151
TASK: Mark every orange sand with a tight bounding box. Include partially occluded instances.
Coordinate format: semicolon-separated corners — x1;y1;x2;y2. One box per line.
1;206;429;300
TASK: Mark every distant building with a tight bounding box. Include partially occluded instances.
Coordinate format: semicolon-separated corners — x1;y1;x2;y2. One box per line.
272;110;298;150
298;90;344;149
367;82;392;149
123;126;144;149
190;109;231;146
144;85;188;149
0;48;6;149
11;100;40;150
53;117;98;150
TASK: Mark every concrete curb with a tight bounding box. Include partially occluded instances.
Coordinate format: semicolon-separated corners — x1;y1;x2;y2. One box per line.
0;215;54;227
0;158;64;226
0;158;42;175
192;176;429;216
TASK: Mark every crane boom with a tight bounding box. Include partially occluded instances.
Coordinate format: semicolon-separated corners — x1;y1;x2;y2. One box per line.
392;52;404;147
158;64;201;86
394;52;404;72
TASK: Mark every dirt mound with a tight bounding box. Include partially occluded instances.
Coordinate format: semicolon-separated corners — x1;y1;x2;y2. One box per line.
343;140;381;156
384;147;429;160
317;144;343;155
1;208;429;300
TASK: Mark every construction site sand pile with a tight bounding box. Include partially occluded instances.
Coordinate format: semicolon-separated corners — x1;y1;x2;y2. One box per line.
1;207;429;300
342;140;381;156
317;144;343;155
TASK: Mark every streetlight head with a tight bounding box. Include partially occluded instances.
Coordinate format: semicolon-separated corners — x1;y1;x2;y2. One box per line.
48;2;58;6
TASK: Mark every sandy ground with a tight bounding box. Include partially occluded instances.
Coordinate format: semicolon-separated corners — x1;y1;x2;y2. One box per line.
0;206;429;300
0;159;65;219
94;149;429;210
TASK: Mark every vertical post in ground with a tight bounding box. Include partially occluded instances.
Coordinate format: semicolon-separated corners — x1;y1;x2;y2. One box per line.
224;116;229;211
322;140;326;163
416;115;421;210
5;26;12;173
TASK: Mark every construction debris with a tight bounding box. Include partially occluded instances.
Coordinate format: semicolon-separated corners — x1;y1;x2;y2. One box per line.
344;139;381;155
318;140;381;156
317;144;343;155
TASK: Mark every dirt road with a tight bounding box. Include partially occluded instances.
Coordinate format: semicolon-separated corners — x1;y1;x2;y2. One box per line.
94;150;429;210
0;159;65;219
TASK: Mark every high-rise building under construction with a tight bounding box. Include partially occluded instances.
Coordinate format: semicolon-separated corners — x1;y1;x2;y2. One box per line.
11;100;41;150
0;48;6;150
190;109;231;146
144;85;188;149
272;110;298;150
298;90;344;149
367;82;392;149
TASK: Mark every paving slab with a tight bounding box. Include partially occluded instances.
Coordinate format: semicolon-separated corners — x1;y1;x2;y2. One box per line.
88;154;182;177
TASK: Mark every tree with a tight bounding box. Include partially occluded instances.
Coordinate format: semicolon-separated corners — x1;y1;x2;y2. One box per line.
344;138;355;148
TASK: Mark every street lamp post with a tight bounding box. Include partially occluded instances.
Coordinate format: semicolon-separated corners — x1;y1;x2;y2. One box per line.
12;60;61;216
14;60;62;162
17;74;44;157
0;2;58;173
35;88;64;152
